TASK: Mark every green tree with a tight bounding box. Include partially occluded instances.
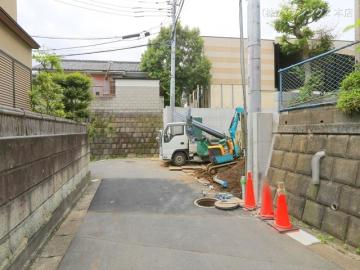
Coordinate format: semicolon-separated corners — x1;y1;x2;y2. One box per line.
31;53;65;117
55;73;93;119
274;0;332;59
30;72;65;117
33;53;63;72
31;53;92;120
140;23;211;106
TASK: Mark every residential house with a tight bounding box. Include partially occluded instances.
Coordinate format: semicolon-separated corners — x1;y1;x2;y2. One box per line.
0;1;39;110
34;59;163;112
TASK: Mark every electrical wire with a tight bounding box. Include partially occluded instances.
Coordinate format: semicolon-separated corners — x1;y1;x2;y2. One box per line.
171;0;184;39
57;41;170;57
54;0;171;17
38;32;159;51
65;0;171;14
31;22;168;40
86;0;171;11
175;0;184;26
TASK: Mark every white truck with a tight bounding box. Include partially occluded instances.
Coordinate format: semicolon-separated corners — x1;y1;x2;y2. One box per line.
158;108;244;172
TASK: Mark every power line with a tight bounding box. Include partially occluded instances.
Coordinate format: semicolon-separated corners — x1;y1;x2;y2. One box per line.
54;0;171;17
175;0;184;25
87;0;171;11
66;0;171;14
38;32;159;52
170;0;184;39
31;23;167;40
57;41;170;57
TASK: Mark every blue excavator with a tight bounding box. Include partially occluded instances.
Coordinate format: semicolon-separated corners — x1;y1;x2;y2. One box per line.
159;107;245;175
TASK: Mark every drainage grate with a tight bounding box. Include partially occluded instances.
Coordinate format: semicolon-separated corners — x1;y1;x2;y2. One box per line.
194;198;217;208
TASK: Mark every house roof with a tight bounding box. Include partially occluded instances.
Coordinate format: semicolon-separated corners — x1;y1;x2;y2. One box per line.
33;59;142;73
0;7;39;49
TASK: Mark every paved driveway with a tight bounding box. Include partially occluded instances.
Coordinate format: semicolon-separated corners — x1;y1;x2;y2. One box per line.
58;159;339;270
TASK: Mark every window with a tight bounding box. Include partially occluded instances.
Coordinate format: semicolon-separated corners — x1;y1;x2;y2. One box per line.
92;76;112;97
164;125;184;142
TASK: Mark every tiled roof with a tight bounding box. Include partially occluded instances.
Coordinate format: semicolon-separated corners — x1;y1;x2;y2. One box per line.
33;59;141;72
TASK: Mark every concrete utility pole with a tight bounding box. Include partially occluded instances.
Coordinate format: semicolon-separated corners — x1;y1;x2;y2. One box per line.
169;0;177;122
356;0;360;62
239;0;247;173
247;0;261;171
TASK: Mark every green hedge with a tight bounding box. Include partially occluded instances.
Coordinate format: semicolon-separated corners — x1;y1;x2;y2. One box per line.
337;70;360;114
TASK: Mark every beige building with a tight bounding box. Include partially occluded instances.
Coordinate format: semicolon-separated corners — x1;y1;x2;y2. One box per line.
200;36;277;111
0;0;39;110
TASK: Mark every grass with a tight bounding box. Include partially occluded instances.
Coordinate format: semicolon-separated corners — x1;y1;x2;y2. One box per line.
317;233;335;244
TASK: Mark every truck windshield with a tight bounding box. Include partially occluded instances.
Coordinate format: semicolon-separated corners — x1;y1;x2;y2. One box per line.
164;125;184;142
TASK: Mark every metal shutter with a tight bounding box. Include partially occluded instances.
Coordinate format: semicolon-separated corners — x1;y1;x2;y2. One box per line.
0;50;14;107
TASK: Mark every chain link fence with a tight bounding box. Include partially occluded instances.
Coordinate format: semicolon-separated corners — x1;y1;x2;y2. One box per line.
278;42;359;111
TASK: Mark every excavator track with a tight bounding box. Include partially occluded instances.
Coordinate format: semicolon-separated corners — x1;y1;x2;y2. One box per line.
206;160;238;175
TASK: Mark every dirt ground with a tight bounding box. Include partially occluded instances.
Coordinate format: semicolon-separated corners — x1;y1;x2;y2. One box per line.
184;159;245;196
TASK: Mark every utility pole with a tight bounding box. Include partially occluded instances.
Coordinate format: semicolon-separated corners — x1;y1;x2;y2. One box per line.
247;0;261;174
169;0;177;122
239;0;247;174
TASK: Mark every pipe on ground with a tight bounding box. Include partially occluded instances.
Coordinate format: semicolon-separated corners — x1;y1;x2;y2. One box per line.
213;176;228;188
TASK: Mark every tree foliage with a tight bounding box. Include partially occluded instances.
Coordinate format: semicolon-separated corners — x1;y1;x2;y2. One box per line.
31;53;92;120
55;73;92;119
274;0;332;58
140;23;211;105
33;53;63;72
30;72;65;117
337;69;360;114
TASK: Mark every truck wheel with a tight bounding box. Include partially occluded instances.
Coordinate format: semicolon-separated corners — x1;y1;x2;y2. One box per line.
172;152;187;166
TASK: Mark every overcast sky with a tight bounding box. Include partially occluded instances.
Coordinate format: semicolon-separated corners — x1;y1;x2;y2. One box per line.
17;0;356;62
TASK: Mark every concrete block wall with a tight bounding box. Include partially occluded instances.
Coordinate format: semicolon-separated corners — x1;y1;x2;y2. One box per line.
91;79;163;112
91;112;162;159
268;106;360;248
0;106;90;270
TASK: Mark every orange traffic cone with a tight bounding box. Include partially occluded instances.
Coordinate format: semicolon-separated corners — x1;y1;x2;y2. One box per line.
270;183;297;233
259;181;274;220
244;171;256;210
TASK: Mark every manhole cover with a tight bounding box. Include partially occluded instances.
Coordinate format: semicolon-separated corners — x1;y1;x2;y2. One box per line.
215;197;241;210
194;197;217;208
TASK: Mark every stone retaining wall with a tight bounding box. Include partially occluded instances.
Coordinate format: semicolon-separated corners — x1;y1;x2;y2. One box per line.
0;106;90;270
268;106;360;247
90;112;162;159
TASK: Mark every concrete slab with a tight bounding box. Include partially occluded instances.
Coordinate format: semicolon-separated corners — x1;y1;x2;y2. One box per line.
287;229;320;246
58;160;341;270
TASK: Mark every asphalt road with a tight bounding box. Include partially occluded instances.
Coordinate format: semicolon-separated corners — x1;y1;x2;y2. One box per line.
58;159;339;270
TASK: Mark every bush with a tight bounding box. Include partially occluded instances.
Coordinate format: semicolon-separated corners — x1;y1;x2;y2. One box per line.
337;70;360;114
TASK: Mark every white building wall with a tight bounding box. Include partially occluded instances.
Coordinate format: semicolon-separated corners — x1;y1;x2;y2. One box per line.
163;106;235;135
90;79;163;112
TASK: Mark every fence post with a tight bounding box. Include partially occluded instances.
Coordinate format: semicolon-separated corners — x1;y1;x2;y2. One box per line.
278;71;283;112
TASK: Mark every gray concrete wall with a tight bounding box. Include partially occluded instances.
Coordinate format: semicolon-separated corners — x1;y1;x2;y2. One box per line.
0;106;90;270
91;112;162;160
267;106;360;247
90;79;163;112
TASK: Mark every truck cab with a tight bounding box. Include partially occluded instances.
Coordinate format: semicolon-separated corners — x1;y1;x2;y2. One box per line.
159;122;189;166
